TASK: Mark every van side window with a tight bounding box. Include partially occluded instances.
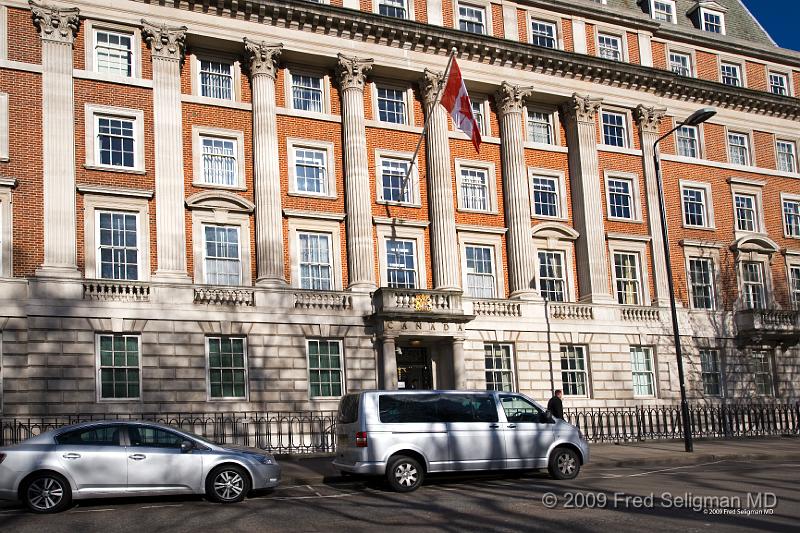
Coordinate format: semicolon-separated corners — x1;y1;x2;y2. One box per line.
500;395;546;423
379;394;439;423
379;394;499;423
437;394;499;423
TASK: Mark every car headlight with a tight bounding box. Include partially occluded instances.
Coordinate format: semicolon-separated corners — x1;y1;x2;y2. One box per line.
250;454;274;465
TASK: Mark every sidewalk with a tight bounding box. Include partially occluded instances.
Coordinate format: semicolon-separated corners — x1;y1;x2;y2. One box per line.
276;436;800;485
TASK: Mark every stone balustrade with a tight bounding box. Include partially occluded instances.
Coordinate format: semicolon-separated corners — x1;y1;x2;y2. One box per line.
472;299;522;317
736;309;800;339
83;281;150;302
620;306;660;322
374;288;463;316
549;302;594;320
294;290;353;310
194;287;255;306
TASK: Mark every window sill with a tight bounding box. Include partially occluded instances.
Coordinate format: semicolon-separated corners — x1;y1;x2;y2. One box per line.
84;164;146;175
532;214;569;223
73;69;152;89
457;207;498;216
365;120;423;134
598;145;643;157
191;181;247;192
377;200;422;209
287;191;338;201
181;94;252;111
523;142;568;153
277;107;341;123
607;216;644;224
682;224;716;232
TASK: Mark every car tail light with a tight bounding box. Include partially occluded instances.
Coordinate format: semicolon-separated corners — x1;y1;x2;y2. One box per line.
355;432;368;448
0;453;5;464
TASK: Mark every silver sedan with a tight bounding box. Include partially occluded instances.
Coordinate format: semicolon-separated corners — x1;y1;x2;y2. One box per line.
0;421;281;513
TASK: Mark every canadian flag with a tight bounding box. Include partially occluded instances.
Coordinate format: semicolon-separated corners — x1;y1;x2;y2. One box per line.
440;58;482;153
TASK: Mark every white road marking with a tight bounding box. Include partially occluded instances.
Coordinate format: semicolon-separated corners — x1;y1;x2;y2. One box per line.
139;504;183;509
268;493;355;501
0;510;25;515
625;460;727;477
305;484;323;497
71;508;116;513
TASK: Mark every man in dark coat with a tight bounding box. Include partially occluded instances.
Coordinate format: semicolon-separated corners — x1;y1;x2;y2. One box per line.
547;390;564;419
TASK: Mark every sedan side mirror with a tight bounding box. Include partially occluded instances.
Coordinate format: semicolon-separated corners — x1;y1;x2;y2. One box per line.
180;440;195;453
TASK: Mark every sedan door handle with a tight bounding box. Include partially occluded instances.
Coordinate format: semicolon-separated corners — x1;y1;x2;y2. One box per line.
128;454;147;461
62;453;81;460
507;424;517;429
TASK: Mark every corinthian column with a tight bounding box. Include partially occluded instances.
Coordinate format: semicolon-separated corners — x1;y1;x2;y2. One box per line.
560;94;613;303
336;54;376;291
142;21;190;283
30;1;80;278
420;69;460;291
634;105;670;307
495;82;539;299
244;39;286;287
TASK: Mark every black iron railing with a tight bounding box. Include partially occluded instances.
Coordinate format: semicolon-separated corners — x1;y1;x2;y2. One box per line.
2;403;798;451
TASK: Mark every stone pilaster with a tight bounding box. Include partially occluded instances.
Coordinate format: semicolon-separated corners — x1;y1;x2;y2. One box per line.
560;94;614;303
495;82;539;299
244;39;286;286
452;337;466;390
379;334;398;390
420;69;460;291
30;1;80;278
336;54;376;291
142;20;190;283
634;104;670;307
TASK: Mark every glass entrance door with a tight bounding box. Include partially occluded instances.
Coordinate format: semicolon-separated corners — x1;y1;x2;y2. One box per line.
397;347;432;390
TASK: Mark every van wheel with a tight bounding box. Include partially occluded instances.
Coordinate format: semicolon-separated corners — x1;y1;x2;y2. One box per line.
387;455;424;492
548;447;580;480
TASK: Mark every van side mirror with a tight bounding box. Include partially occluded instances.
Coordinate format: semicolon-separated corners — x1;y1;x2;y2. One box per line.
180;440;195;453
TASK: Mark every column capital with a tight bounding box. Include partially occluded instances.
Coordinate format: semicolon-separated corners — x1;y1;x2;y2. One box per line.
419;68;443;108
29;1;80;45
243;38;283;79
336;53;373;91
142;20;187;62
633;104;668;135
561;93;603;124
494;82;534;117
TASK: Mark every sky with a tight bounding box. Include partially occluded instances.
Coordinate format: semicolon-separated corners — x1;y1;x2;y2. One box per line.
740;0;800;50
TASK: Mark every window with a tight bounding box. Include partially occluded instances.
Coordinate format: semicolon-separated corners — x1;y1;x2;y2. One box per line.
291;73;324;112
94;29;132;77
530;19;557;48
601;111;628;147
720;62;741;87
459;166;490;212
688;257;715;309
294;146;328;195
203;225;241;285
97;116;135;168
386;239;417;288
379;0;408;18
669;51;692;77
379;157;413;204
630;346;655;397
614;252;641;305
199;59;233;100
307;339;344;398
702;10;724;34
484;344;514;392
741;261;766;309
598;33;622;61
57;426;122;446
458;3;486;35
465;245;495;298
784;199;800;237
728;133;750;166
777;141;797;173
652;0;676;23
500;395;545;423
538;250;566;302
676;125;699;158
734;193;757;232
789;265;800;309
700;349;722;396
560;345;588;396
207;336;247;399
97;211;139;280
376;86;407;124
200;136;237;187
471;98;487;136
128;427;184;448
527;110;554;144
298;232;332;290
769;72;789;96
97;334;140;400
682;186;708;227
607;177;634;220
752;351;773;396
531;175;561;218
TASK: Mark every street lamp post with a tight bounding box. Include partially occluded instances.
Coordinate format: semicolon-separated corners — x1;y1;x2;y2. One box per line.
653;107;716;453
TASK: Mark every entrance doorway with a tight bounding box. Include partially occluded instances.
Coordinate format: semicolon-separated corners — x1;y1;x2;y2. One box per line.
397;347;433;390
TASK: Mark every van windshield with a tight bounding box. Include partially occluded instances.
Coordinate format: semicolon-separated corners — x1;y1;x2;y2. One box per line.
338;393;360;424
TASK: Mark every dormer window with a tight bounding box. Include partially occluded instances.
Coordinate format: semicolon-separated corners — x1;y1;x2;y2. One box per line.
702;11;723;33
650;0;676;24
690;2;727;35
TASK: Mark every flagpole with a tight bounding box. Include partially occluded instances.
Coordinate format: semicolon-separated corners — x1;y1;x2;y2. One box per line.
397;47;458;200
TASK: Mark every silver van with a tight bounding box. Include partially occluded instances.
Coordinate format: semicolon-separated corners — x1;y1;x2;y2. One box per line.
333;390;589;492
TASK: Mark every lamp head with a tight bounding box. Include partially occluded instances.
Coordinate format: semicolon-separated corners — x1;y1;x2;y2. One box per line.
683;107;716;126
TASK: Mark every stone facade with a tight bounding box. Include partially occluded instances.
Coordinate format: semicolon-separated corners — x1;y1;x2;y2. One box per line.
0;0;799;415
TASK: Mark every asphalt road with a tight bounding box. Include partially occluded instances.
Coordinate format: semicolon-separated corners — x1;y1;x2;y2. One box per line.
0;459;797;532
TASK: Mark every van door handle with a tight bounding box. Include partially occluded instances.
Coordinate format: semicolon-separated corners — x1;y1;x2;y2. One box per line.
129;454;147;461
507;424;517;429
489;424;500;429
62;453;81;460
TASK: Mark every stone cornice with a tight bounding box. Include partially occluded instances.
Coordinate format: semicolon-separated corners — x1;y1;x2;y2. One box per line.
29;1;80;44
243;38;282;79
128;0;800;120
141;19;187;62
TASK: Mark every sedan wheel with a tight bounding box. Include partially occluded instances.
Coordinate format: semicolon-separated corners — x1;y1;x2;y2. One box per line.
206;465;251;503
386;456;424;492
24;473;72;513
